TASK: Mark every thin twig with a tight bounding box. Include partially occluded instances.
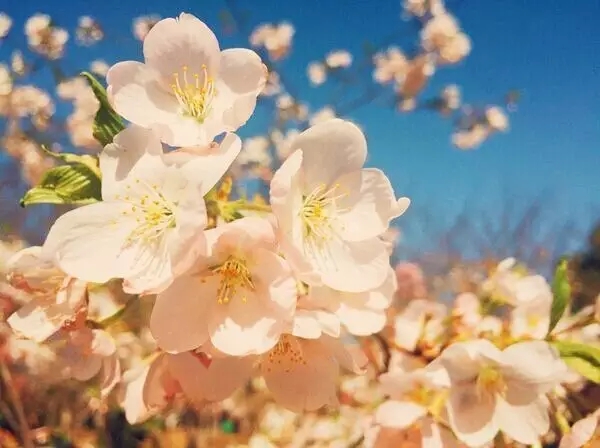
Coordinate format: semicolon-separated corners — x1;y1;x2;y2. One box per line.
0;360;33;448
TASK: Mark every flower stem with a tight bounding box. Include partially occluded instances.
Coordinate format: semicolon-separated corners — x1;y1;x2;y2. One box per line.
0;359;33;448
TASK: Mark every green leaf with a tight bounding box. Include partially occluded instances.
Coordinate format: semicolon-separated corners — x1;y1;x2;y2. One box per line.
40;145;101;178
548;258;571;335
552;340;600;384
20;164;101;207
81;71;125;146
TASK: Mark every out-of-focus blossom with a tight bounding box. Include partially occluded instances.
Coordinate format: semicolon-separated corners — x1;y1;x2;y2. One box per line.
57;76;101;150
395;54;436;111
76;15;103;45
261;69;281;96
0;63;12;95
24;14;69;60
236;135;272;168
452;292;482;330
402;0;446;18
90;59;110;77
309;106;336;126
394;262;427;302
270;128;300;161
485;106;509;132
250;22;294;60
0;85;54;122
434;84;461;115
11;50;26;76
421;12;471;65
452;124;490;150
307;62;327;86
0;12;12;38
393;298;446;352
326;50;352;68
510;278;552;339
438;32;471;64
434;339;568;446
559;409;600;448
373;47;408;84
276;93;308;122
108;13;266;147
132;14;161;41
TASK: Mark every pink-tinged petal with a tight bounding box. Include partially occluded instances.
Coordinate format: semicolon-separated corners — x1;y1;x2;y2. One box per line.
106;61;180;132
220;94;258;131
375;400;427;429
393;299;429;351
502;340;568;404
292;119;367;191
212;217;278;255
70;354;102;381
496;397;549;445
143;13;220;79
291;310;324;339
337;301;387;336
421;417;463;448
7;301;65;342
169;132;241;195
559;412;599;448
439;339;503;383
42;202;140;284
321;334;368;374
121;354;169;424
167;352;254;402
99;353;121;398
150;274;212;353
219;49;265;95
336;169;410;241
446;383;498;447
122;238;173;295
91;329;116;357
99;125;163;200
262;337;339;412
309;237;389;293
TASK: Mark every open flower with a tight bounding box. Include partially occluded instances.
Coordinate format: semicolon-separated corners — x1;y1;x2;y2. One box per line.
394;299;447;352
309;267;396;336
42;126;237;295
150;217;297;356
269;119;410;293
107;13;266;147
6;246;87;342
433;339;568;447
559;409;600;448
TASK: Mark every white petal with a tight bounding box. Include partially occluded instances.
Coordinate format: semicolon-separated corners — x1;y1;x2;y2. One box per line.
337;168;409;241
439;339;503;383
42;202;140;284
143;14;220;79
375;400;427;429
446;384;498;447
218;49;265;95
293;119;367;191
7;301;65;342
496;397;549;445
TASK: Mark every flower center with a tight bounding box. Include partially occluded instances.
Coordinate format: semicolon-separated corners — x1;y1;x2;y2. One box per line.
477;364;506;398
263;334;307;373
406;382;437;407
211;256;255;304
300;183;346;252
171;65;217;123
116;179;177;245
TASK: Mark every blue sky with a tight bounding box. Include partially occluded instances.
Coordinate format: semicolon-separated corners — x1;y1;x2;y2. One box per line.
1;0;599;255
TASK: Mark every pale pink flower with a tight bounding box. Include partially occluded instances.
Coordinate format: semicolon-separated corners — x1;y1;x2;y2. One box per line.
11;50;26;76
90;59;110;77
376;368;462;447
436;84;461;115
270;128;300;161
0;63;11;95
76;16;103;45
236;135;272;168
308;62;327;86
421;13;460;52
0;13;11;39
108;13;266;147
52;327;121;398
394;261;427;301
309;268;396;336
403;0;446;18
24;14;68;60
434;339;568;446
269;119;410;293
476;315;503;337
452;125;490;150
510;280;552;339
485;106;509;132
250;23;294;60
394;298;446;352
43;126;239;294
0;85;54;119
150;217;297;356
438;32;471;64
6;246;87;343
373;47;408;84
309;106;337;126
453;292;482;330
326;50;352;68
66;111;99;151
132;15;161;41
559;409;600;448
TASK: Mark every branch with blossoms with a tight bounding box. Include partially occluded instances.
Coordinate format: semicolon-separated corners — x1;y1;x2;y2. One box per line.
0;8;598;448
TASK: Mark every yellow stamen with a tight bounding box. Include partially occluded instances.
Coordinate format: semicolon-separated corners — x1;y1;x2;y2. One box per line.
477;364;506;398
263;334;307;373
211;256;254;304
171;64;217;123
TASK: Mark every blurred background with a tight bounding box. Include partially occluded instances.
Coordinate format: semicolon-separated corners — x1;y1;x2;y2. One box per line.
0;0;599;446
